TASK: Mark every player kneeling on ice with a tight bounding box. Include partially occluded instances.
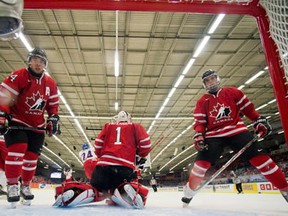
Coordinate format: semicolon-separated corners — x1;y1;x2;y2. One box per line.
53;111;151;209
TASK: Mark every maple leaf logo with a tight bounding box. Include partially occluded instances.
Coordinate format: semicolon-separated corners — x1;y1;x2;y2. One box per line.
209;103;231;120
25;91;46;111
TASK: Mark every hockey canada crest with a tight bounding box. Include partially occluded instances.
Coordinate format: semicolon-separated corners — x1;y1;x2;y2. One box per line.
210;103;231;120
25;91;46;111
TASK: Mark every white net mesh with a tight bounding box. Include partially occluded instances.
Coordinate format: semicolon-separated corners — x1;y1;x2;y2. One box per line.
260;0;288;80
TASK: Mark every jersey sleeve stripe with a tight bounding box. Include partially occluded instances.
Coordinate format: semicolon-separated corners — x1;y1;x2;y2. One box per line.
1;83;19;95
95;138;104;143
140;137;150;142
239;101;252;111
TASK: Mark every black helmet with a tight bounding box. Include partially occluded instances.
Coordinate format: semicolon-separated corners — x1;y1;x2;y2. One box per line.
201;69;221;93
27;47;48;67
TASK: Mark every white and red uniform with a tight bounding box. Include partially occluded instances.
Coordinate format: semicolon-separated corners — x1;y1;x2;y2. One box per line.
0;68;59;129
94;122;151;169
193;87;259;138
78;147;98;180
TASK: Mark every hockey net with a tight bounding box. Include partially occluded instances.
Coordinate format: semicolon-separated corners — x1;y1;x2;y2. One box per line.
260;0;288;81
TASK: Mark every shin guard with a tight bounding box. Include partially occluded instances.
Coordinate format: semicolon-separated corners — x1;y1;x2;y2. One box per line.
249;154;288;190
188;160;211;190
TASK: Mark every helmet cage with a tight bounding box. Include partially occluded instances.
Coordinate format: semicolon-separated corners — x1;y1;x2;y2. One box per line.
27;48;48;67
202;70;221;93
116;111;131;123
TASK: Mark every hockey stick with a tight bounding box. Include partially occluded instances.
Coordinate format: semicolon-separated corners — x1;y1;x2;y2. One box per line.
194;134;259;192
85;127;102;131
7;125;47;131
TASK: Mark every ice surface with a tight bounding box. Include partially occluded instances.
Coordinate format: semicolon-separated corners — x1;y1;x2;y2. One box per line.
0;189;287;216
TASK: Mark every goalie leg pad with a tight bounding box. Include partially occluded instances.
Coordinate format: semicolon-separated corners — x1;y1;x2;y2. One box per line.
53;189;74;207
67;189;95;207
111;183;144;209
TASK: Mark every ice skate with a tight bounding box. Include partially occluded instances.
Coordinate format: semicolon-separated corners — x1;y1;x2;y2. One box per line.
181;183;197;208
7;184;20;208
20;185;34;205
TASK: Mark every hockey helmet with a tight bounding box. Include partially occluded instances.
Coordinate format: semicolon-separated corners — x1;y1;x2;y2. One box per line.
116;111;131;123
27;47;48;67
82;143;90;150
201;69;221;93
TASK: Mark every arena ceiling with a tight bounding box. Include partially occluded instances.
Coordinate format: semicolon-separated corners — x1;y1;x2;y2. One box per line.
0;1;285;177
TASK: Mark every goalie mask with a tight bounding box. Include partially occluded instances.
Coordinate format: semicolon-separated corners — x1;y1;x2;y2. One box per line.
116;111;131;123
202;69;221;93
0;0;23;41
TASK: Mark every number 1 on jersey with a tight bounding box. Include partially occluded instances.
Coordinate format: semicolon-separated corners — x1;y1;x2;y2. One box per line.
114;126;122;145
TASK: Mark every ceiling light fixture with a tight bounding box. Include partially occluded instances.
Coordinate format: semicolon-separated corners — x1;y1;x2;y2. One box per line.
114;10;119;111
41;153;62;169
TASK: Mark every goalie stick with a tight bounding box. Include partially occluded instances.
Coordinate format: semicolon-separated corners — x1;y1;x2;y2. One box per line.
194;134;259;192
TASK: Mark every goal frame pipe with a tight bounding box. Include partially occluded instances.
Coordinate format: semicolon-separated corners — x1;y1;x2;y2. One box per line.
24;0;288;143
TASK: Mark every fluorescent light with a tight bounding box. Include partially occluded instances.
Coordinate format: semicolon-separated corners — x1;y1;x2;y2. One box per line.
268;99;276;104
238;85;245;90
193;35;210;58
182;58;195;75
245;70;265;84
174;75;184;88
168;88;176;98
114;52;119;77
208;14;225;34
162;97;170;107
115;101;119;110
255;103;268;111
41;153;62;169
18;32;33;52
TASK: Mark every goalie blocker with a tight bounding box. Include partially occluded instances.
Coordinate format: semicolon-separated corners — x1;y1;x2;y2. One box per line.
53;181;149;209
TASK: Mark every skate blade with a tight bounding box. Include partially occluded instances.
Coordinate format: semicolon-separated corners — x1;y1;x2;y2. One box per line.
21;199;31;206
10;202;17;209
182;202;189;208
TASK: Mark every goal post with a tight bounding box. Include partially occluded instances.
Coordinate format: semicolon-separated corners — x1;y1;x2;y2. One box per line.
24;0;288;143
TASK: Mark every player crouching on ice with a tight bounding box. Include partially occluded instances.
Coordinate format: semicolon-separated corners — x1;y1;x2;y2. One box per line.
53;111;151;209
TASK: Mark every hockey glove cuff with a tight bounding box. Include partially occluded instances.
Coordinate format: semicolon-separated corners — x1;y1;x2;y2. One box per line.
253;116;272;138
193;132;208;151
46;114;60;137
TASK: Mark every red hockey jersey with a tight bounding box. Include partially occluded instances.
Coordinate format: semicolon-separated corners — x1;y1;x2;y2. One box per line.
94;122;151;169
0;68;59;130
193;87;259;138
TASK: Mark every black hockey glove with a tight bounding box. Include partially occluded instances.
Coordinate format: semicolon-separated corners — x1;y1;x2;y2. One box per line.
253;116;272;138
136;157;147;169
0;111;11;135
46;114;60;137
193;132;208;151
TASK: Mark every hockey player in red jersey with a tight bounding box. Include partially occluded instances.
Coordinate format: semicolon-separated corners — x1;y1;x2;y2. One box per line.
0;48;60;207
53;111;150;209
91;110;151;208
182;69;288;206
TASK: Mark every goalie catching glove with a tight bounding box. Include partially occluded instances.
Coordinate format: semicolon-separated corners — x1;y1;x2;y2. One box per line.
0;110;11;135
46;114;60;137
253;116;272;138
193;132;208;151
